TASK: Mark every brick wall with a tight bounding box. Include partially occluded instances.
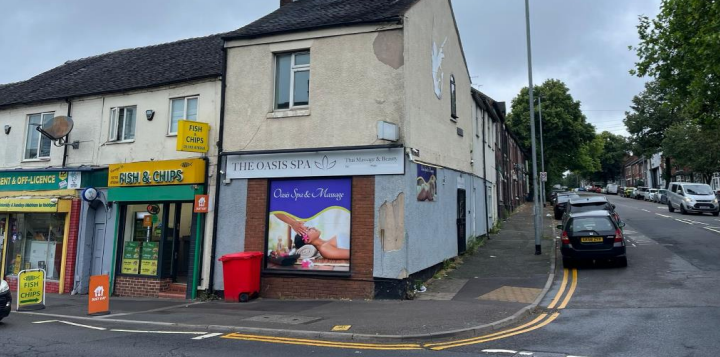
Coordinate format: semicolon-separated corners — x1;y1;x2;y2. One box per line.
63;199;81;294
114;276;172;298
6;276;60;294
244;177;375;299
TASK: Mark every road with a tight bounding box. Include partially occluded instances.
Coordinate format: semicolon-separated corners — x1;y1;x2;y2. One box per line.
3;193;719;356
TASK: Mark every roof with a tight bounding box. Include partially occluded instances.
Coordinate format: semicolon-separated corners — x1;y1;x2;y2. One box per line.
0;34;224;108
223;0;419;40
569;196;608;205
567;210;612;218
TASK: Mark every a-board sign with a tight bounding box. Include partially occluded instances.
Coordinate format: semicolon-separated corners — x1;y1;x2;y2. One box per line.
17;269;45;311
88;275;110;316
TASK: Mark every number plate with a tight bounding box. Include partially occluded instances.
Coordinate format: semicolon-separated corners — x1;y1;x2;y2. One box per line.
580;237;604;243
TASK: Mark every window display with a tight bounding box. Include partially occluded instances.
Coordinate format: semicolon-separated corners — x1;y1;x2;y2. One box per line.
3;213;66;280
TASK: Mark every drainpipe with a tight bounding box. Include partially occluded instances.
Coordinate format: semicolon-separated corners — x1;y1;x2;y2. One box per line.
208;46;228;294
62;98;72;167
481;108;490;238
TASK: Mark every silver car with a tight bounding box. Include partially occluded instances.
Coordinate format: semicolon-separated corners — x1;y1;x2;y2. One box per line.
667;182;720;216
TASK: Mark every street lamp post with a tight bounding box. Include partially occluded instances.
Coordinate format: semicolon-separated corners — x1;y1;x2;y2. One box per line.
539;96;546;208
524;0;542;255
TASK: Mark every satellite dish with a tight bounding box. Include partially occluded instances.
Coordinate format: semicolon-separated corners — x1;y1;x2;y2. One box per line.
37;115;74;141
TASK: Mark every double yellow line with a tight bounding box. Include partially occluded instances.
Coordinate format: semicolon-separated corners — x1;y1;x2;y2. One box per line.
221;268;578;351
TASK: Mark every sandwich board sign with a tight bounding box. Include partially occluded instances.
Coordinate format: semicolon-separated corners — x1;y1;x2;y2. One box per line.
17;269;45;311
88;275;110;316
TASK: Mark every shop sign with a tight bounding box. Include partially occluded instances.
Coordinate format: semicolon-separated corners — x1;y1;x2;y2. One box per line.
194;194;209;213
417;164;438;202
266;178;352;273
0;171;81;192
0;199;58;212
88;275;110;316
121;242;141;274
226;148;404;179
140;242;159;276
17;269;45;311
176;120;210;153
108;159;205;187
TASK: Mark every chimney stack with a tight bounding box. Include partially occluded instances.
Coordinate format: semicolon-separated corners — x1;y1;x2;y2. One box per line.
280;0;293;7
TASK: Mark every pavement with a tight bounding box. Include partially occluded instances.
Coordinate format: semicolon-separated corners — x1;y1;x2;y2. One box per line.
10;203;556;342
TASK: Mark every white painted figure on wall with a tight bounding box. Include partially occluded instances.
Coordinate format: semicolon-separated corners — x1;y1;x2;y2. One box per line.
432;37;447;99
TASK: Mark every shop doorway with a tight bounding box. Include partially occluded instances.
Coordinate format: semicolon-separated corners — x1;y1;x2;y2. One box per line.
457;189;467;255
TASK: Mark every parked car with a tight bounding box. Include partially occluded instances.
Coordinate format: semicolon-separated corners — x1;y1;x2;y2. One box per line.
558;211;627;268
606;184;618;195
634;186;649;199
618;186;626;197
554;193;580;219
626;187;637;198
578;187;587;192
563;196;622;228
658;189;669;204
667;182;720;216
646;188;659;202
0;279;10;322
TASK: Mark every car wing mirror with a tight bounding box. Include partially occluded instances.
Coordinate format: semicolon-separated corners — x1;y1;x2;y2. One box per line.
556;225;563;230
618;222;626;228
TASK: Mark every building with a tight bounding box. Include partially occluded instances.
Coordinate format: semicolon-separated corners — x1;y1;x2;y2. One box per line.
213;0;498;299
0;35;223;299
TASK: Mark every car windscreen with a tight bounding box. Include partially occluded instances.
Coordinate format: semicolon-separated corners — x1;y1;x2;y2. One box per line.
570;203;608;213
570;217;615;232
684;185;713;195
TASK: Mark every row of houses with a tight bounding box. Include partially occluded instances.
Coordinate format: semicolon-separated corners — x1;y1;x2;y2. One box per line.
622;153;720;190
0;0;528;300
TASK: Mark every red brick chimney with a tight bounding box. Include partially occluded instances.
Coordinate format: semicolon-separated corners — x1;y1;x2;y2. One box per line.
280;0;294;7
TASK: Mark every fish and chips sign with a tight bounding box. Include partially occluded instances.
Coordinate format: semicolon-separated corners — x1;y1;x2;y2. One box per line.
108;159;206;187
17;269;46;311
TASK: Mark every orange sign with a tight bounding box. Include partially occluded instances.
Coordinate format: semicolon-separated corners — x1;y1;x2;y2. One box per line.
194;194;209;213
142;215;152;227
88;275;110;315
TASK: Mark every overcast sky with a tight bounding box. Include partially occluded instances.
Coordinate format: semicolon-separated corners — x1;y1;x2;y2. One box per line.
1;0;660;136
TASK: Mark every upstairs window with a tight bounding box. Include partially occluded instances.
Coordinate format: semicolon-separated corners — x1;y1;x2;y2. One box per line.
275;51;310;110
109;106;136;142
169;96;198;135
450;75;458;119
24;112;53;160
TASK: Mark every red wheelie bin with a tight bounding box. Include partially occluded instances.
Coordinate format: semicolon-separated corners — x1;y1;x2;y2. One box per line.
218;252;262;302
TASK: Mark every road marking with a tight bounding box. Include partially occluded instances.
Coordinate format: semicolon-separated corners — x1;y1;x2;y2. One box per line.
632;243;637;247
331;325;352;331
192;332;223;340
692;221;709;225
704;227;720;234
657;206;666;209
558;269;578;309
642;209;651;212
481;349;517;354
547;268;569;309
222;333;422;350
676;219;695;225
656;213;671;218
110;329;206;335
424;314;549;349
32;320;58;324
58;321;107;331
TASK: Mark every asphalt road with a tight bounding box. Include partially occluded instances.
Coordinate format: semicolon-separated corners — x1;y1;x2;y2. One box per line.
3;193;719;356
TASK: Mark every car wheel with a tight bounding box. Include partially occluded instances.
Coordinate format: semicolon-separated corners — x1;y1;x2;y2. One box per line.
680;204;687;215
617;257;628;268
562;256;573;268
713;211;719;217
668;202;675;213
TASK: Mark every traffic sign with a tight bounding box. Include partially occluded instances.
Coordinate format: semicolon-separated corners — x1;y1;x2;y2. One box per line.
88;275;110;316
17;269;45;311
540;172;548;182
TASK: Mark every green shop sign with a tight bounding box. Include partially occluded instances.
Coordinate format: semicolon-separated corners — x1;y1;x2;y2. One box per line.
0;171;83;191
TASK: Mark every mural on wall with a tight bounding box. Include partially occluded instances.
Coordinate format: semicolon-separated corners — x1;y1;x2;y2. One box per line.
266;178;351;273
417;164;438;201
432;37;447;99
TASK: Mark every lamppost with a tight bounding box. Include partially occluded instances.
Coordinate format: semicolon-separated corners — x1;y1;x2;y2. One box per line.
524;0;542;255
538;96;546;208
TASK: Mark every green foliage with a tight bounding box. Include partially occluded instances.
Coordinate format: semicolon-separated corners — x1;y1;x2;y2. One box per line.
623;80;678;156
587;132;629;183
663;121;720;183
631;0;720;127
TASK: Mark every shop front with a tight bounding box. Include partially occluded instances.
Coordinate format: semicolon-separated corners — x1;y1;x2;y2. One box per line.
0;170;86;294
107;159;206;299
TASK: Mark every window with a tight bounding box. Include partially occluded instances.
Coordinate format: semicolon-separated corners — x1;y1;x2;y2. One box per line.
169;97;198;134
24;112;53;160
450;75;458;119
109;106;136;142
275;51;310;110
3;213;66;280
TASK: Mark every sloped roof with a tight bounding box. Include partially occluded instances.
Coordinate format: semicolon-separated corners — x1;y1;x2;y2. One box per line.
0;34;224;108
224;0;419;40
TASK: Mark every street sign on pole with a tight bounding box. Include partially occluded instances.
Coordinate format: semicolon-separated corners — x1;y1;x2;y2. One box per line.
17;269;45;311
540;172;547;182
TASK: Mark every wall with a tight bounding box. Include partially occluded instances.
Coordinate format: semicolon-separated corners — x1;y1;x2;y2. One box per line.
402;0;473;173
212;176;248;290
223;26;405;152
0;101;68;169
74;190;117;294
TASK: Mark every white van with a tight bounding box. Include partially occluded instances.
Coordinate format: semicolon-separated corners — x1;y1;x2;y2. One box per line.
667;182;719;216
606;184;618;195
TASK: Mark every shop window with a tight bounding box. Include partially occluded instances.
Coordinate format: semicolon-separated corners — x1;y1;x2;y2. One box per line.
3;213;65;280
169;96;198;135
274;51;310;110
108;106;137;142
24;112;54;160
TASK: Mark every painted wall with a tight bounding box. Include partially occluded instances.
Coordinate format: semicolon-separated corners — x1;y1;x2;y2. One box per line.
402;0;474;173
73;189;117;294
212;174;248;290
0;101;68;169
223;26;405;152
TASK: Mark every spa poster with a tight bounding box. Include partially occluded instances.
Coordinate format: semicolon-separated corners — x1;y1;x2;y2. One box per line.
267;178;351;272
417;164;438;201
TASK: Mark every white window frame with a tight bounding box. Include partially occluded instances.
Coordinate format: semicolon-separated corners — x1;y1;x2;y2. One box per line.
23;111;54;161
108;106;137;143
274;51;310;110
168;96;199;135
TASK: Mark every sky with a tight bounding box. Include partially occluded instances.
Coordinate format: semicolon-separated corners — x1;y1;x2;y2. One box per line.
0;0;661;136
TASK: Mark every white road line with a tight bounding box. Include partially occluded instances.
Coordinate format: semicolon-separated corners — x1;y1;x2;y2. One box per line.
192;333;223;340
656;213;671;218
657;206;666;209
32;320;58;324
692;221;709;225
632;243;637;247
642;209;651;212
704;227;720;234
675;219;695;225
58;321;107;331
110;329;206;335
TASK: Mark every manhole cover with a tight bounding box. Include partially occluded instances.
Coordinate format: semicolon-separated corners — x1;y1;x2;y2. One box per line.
243;314;321;325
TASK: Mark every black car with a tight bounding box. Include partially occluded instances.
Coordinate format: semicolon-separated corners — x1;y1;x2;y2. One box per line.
0;279;10;321
554;193;580;220
557;211;627;268
563;196;622;227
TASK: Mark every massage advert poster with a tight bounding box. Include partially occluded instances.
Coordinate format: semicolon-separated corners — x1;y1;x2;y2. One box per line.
266;178;352;272
417;164;438;202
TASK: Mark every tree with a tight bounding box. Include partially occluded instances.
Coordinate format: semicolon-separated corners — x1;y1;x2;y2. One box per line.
588;132;628;184
632;0;720;127
506;79;597;188
663;121;720;183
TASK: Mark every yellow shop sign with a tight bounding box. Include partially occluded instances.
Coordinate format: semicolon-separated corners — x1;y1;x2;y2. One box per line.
108;159;205;187
176;120;210;153
0;198;58;212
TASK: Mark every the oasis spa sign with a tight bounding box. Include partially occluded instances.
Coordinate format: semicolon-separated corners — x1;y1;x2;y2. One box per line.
226;148;405;179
